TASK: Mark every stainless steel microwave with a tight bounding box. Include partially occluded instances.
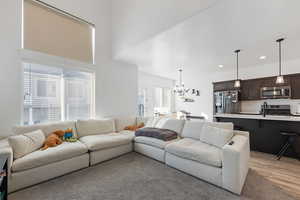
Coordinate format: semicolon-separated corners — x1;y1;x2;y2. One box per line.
260;86;291;99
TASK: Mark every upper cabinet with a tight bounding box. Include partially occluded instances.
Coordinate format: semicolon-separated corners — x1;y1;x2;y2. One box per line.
289;74;300;99
240;79;261;100
213;80;235;91
213;73;300;100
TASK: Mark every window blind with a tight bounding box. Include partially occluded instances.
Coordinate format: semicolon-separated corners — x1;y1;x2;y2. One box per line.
23;0;94;63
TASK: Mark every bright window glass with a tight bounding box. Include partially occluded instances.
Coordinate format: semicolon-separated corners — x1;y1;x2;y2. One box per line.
23;62;94;125
154;87;172;114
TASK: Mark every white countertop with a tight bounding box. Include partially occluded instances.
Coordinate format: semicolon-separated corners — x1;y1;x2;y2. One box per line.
214;113;300;122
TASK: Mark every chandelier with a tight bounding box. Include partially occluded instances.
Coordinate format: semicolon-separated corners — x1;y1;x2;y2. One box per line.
173;69;200;102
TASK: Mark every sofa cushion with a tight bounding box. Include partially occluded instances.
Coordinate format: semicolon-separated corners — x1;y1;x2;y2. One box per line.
200;124;234;148
76;119;115;138
154;118;170;128
79;131;134;151
135;136;180;149
13;121;78;138
9;130;45;159
114;116;137;132
181;121;204;140
181;121;234;140
205;122;234;130
165;138;222;168
155;119;185;135
12;141;88;172
145;117;161;127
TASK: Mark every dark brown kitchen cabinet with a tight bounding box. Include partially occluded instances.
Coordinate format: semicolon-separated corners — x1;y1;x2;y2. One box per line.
213;80;235;91
213;73;300;100
289;74;300;99
240;79;261;100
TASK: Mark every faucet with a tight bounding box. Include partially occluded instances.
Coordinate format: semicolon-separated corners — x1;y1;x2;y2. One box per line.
262;102;268;117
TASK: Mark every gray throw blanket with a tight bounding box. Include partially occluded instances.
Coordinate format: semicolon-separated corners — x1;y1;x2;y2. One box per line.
135;128;178;141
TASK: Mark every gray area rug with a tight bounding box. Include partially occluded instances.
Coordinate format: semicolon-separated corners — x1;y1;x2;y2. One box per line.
9;153;296;200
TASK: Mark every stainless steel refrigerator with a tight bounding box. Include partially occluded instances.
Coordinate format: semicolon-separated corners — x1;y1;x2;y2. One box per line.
214;90;241;114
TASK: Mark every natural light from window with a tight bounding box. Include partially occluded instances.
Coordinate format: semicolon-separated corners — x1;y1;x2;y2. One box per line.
23;62;95;125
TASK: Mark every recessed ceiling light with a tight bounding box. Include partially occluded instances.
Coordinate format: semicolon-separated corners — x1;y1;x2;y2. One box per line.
218;65;224;68
259;56;266;60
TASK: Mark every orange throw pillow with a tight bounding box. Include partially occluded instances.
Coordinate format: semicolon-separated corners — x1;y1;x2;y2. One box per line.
124;123;145;131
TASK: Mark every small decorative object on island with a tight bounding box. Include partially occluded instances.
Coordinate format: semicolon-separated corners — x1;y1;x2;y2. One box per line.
275;38;285;84
234;49;241;88
173;68;200;102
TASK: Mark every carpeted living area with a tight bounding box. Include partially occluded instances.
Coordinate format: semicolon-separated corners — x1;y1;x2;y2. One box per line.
9;153;296;200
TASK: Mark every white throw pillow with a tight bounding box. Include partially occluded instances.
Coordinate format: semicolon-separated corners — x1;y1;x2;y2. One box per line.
76;119;116;137
9;129;45;159
181;121;205;140
200;124;234;148
145;117;161;127
156;118;185;135
154;118;170;128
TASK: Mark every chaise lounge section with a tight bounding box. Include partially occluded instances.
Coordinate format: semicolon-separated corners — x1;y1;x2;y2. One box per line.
165;121;250;194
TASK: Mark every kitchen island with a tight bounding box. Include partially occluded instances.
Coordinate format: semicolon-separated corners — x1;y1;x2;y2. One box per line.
215;114;300;159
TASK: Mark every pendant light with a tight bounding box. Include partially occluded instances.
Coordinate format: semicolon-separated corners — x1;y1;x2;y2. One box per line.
276;38;285;84
234;49;241;88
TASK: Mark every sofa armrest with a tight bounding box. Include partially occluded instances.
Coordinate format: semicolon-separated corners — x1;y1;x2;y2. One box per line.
0;140;13;176
233;130;249;137
222;134;250;194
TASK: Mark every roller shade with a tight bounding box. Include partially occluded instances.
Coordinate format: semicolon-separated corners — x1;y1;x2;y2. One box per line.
23;0;94;63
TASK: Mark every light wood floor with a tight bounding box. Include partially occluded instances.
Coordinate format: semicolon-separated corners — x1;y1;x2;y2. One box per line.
250;151;300;199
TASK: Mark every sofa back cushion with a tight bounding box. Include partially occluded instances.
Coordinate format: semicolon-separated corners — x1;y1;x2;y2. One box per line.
200;124;234;148
114;116;137;132
181;121;205;140
12;121;78;138
182;121;234;140
205;122;234;131
155;118;185;135
76;119;115;137
145;117;161;127
9;130;45;159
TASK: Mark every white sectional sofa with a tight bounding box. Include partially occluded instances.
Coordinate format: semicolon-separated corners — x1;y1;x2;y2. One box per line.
134;118;250;194
76;118;135;165
6;121;90;193
0;116;250;195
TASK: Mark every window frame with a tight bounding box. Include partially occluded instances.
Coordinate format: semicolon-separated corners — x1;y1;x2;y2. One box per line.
20;49;96;125
154;87;173;114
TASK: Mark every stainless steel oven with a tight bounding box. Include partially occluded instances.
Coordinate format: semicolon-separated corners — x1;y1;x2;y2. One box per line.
260;86;291;99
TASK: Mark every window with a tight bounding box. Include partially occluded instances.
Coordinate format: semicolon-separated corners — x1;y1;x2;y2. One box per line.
138;89;147;117
23;0;95;63
154;87;172;114
36;79;57;97
23;62;94;125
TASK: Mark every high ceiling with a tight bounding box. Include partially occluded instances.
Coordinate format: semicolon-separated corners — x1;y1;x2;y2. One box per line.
115;0;300;79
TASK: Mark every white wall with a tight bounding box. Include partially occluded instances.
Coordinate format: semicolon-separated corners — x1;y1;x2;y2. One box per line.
97;61;137;118
112;0;218;58
0;0;137;138
177;58;300;121
138;72;175;116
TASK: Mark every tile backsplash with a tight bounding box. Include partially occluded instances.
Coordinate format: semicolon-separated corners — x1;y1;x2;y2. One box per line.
241;99;300;114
